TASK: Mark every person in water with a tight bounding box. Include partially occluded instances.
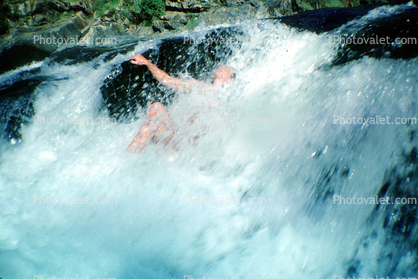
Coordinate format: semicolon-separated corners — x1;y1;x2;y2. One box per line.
127;54;235;153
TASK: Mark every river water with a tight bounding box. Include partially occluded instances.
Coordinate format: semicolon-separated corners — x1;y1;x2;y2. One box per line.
0;3;417;279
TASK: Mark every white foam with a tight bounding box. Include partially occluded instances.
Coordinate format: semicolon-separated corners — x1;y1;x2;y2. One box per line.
1;8;417;278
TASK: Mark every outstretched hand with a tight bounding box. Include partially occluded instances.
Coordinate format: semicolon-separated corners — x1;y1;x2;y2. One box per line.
130;54;150;66
129;53;202;92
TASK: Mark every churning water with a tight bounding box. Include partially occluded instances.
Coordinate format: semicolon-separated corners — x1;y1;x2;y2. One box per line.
0;3;417;279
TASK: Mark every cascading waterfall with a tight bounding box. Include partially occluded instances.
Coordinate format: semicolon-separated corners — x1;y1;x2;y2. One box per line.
0;3;417;279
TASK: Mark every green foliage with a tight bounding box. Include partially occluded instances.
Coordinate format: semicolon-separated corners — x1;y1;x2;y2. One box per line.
319;0;344;8
295;0;314;10
90;0;166;25
125;0;165;25
120;9;131;20
93;0;122;17
52;12;65;23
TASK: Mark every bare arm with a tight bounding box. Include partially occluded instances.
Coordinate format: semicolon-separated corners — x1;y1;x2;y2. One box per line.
130;54;201;92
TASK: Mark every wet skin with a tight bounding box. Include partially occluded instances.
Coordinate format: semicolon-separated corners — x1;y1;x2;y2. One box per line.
127;54;235;153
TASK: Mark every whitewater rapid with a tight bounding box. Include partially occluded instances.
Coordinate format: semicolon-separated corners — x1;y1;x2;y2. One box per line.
1;4;417;279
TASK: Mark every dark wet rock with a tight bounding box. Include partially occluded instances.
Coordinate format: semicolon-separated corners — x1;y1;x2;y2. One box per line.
279;0;414;33
100;27;244;121
279;5;380;33
332;6;418;64
0;12;89;74
346;145;418;278
0;73;49;142
278;0;418;64
0;43;51;75
0;40;137;143
100;61;157;123
47;41;137;66
306;124;418;277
